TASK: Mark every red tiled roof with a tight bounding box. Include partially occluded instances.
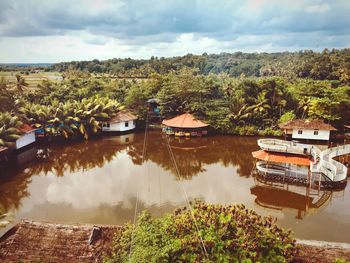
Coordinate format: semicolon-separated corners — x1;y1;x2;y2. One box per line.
162;113;209;128
0;146;8;153
19;124;36;133
279;119;337;131
252;150;310;166
109;110;137;123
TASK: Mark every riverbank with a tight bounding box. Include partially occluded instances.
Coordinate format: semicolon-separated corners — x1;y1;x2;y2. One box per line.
0;220;349;263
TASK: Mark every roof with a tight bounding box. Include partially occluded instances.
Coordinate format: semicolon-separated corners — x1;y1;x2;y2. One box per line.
252;150;310;166
19;124;37;133
0;146;8;153
279;119;337;131
162;113;209;128
109;110;137;123
147;98;159;103
0;220;120;263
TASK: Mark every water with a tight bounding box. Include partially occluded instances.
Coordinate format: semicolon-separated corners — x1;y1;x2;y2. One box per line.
0;130;349;242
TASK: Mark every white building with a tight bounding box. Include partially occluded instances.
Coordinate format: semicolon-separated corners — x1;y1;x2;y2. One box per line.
102;110;137;133
16;124;37;150
279;119;337;141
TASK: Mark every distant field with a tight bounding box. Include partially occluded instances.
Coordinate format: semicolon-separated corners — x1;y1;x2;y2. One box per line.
0;71;63;89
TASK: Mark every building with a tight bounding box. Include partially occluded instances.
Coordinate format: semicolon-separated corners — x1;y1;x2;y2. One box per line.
16;124;37;150
162;113;209;137
102;110;137;133
279;119;337;141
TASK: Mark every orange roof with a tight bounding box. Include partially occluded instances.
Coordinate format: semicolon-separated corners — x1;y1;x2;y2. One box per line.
19;124;36;133
252;150;310;166
0;146;8;153
162;113;209;128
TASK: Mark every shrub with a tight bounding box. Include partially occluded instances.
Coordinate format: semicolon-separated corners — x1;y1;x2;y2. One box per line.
105;201;296;263
279;111;296;124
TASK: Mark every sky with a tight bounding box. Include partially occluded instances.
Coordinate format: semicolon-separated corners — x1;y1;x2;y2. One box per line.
0;0;349;63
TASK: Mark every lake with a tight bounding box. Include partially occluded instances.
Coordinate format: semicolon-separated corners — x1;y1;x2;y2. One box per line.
0;130;349;242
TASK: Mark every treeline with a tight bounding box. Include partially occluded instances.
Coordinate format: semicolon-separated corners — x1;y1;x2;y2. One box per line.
51;49;350;84
1;69;349;150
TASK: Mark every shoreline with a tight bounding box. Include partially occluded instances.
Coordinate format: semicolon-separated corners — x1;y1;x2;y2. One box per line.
0;220;349;262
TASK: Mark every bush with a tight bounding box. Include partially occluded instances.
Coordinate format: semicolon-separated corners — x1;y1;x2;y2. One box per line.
105;201;296;263
279;111;296;124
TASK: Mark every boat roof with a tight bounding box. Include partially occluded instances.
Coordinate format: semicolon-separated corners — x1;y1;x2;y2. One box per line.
162;113;209;128
0;146;8;153
19;124;37;134
252;150;310;166
109;110;137;123
279;119;337;131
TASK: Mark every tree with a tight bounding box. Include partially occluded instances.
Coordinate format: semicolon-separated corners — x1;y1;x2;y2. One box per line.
0;112;22;149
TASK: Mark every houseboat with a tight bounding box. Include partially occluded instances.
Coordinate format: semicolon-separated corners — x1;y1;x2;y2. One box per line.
102;110;137;133
162;113;209;137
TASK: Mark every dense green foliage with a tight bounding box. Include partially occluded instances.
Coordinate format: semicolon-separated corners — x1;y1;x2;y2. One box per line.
1;50;350;147
105;200;296;263
51;49;350;84
1;66;349;148
0;112;22;148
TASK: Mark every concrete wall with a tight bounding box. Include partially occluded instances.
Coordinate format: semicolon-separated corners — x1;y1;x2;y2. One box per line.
102;120;136;132
16;131;36;150
292;129;330;141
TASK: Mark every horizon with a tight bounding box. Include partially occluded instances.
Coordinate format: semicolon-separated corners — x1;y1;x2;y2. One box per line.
0;0;349;63
0;48;347;65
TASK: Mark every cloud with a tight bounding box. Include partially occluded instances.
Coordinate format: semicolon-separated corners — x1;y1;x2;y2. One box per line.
0;0;349;62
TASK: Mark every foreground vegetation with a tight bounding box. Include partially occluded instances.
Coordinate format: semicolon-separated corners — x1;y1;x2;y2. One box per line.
104;200;296;263
1;50;350;149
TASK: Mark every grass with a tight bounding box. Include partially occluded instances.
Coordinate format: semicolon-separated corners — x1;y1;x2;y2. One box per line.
0;71;62;89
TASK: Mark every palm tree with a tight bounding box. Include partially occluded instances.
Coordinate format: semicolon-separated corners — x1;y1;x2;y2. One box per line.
0;112;22;149
251;91;271;114
14;74;29;93
298;97;311;119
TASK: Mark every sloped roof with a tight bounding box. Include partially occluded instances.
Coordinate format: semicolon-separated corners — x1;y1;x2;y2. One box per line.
19;124;37;134
0;146;8;153
252;150;310;166
279;119;337;131
162;113;209;128
109;110;137;123
0;220;120;263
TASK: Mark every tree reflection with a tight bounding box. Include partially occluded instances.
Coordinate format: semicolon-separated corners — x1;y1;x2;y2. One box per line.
0;131;259;217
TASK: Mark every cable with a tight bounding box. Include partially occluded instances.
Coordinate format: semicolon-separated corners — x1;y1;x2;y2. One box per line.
164;135;209;260
128;113;149;262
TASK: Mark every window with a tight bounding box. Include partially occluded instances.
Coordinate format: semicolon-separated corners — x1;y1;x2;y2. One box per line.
133;120;136;125
298;129;303;134
125;122;129;127
314;130;319;135
103;123;110;128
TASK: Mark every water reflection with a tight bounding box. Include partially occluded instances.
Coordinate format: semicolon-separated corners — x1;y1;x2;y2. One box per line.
0;131;349;242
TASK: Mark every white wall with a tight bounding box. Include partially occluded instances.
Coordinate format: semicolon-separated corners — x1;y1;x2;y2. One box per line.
292;129;330;141
102;120;136;132
16;131;36;149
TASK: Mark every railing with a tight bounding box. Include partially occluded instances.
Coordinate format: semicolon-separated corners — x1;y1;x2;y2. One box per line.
257;139;350;182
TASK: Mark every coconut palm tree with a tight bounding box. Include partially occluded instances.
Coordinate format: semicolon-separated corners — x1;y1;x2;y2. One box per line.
298;97;311;119
0;112;22;149
14;74;29;93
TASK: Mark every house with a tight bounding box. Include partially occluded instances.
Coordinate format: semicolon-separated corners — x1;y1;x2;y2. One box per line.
279;119;337;141
16;124;37;150
0;146;9;164
102;110;137;133
162;113;209;137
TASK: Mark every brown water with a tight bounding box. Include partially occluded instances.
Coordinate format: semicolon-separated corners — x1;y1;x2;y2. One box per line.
0;130;349;242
